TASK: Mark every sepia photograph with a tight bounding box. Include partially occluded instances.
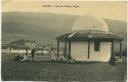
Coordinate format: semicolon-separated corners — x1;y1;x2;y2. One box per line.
1;0;127;81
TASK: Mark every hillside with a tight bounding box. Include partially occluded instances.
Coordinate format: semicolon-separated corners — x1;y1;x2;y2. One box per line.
2;12;127;49
2;12;77;45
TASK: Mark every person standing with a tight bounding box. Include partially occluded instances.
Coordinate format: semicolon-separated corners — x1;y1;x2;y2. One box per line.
50;49;56;61
31;48;36;62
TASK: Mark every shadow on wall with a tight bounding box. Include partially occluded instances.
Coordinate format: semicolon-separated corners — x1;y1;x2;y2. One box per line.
114;48;127;56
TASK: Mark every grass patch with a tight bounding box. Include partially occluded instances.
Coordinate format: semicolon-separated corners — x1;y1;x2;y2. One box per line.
1;54;127;81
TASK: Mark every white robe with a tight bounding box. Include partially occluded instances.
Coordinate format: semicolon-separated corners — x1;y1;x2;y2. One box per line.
19;55;28;61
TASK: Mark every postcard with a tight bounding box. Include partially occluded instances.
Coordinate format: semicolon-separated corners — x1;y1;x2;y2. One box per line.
1;0;127;81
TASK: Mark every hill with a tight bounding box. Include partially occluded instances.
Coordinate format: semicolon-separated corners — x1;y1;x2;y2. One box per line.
2;12;77;45
2;12;127;49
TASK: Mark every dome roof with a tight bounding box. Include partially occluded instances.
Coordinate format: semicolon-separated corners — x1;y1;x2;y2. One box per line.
72;15;109;32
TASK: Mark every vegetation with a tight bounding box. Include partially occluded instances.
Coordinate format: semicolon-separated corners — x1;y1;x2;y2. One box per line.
2;54;126;81
2;12;127;49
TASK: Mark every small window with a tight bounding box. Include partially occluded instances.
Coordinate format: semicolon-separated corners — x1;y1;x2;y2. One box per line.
94;41;100;51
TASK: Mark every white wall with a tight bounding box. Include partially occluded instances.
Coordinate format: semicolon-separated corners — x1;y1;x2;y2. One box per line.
71;41;88;61
71;41;111;62
11;49;31;53
2;49;10;53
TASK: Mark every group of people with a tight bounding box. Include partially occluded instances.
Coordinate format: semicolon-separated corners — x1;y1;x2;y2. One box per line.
15;48;36;62
15;47;57;62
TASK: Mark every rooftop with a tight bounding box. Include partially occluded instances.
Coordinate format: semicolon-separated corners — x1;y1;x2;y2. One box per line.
57;30;122;42
10;39;36;45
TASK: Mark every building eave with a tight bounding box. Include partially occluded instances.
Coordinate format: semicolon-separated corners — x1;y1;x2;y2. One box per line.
56;31;123;42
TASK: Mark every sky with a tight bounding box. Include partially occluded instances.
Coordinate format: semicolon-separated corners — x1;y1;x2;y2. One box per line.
2;0;127;21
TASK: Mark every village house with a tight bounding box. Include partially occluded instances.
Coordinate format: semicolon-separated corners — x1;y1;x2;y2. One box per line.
10;46;29;53
36;47;44;54
36;44;52;55
2;44;11;53
9;39;36;53
56;15;122;62
10;39;36;48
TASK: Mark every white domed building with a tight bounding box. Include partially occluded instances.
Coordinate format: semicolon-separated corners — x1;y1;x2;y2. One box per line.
56;15;122;62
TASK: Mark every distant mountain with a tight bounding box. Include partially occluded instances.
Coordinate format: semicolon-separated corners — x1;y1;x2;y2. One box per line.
2;12;77;45
2;12;127;49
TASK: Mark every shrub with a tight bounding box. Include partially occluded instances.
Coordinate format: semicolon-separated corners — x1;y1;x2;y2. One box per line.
14;55;24;61
108;57;117;65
